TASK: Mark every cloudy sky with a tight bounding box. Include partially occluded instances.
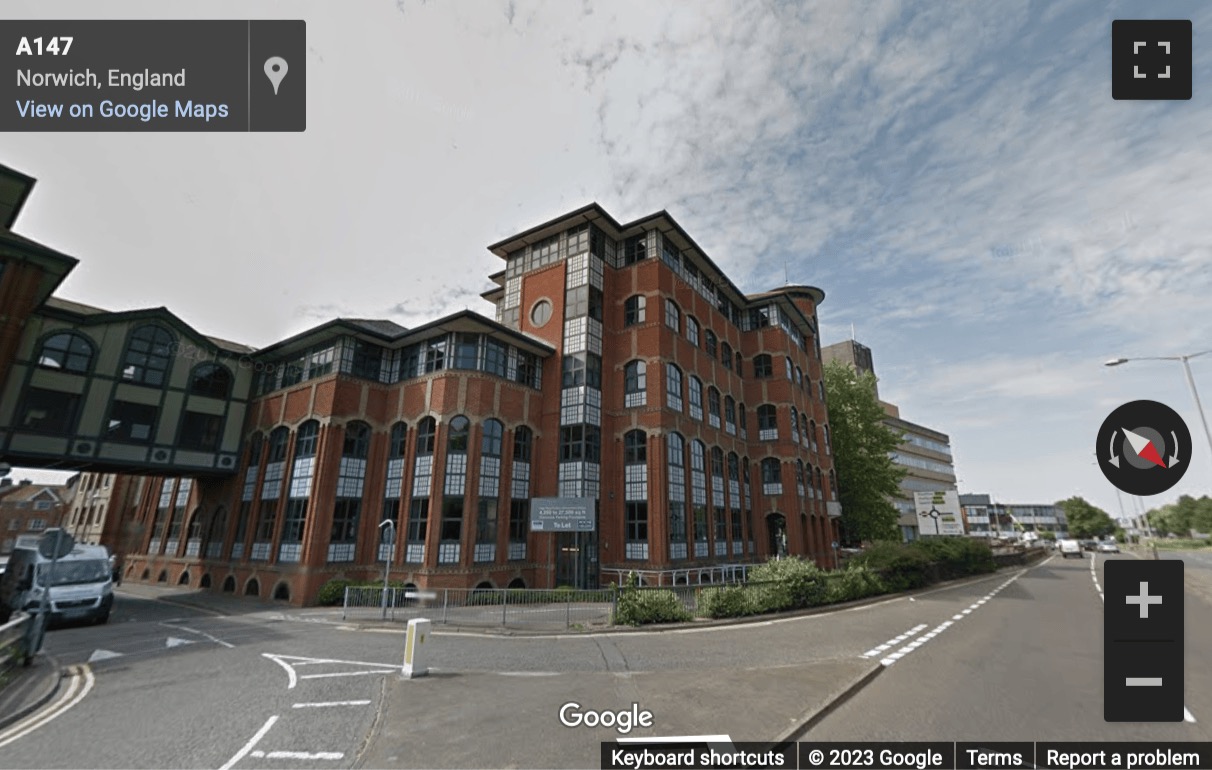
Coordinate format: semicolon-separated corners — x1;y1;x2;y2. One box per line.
6;0;1212;524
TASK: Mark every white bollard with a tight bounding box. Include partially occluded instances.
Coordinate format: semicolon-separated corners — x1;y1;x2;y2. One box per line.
402;618;431;679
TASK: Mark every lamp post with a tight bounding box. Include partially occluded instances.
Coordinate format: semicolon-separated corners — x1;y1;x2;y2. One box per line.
379;519;395;620
1105;350;1212;476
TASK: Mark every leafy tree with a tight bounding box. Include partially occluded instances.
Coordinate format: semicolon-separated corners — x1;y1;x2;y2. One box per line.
823;360;905;544
1057;496;1116;538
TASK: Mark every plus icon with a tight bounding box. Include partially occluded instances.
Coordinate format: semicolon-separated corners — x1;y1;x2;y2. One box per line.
1112;20;1192;100
1126;581;1163;618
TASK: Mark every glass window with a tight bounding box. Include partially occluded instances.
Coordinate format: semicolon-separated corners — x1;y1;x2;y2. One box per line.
37;332;93;373
296;420;319;457
121;325;175;387
105;400;158;443
483;338;508;377
704;331;717;358
17;388;81;435
561;353;602;389
482;419;504;457
189;364;232;399
267;426;290;463
454;333;480;370
786;357;794;379
624;235;647;265
686;317;699;346
179;411;222;451
754;354;772;378
665;363;683;411
735;351;743;376
513;426;533;462
447;416;470;453
721;343;733;370
624;430;647;464
344;421;371;458
389;422;409;458
624;360;646;406
416;417;437;455
667;432;685;467
624;295;646;326
559;424;601;462
708;387;721;421
761;458;781;484
664;298;680;332
424;337;447;373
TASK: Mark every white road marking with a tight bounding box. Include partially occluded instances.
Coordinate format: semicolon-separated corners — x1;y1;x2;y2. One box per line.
862;623;927;657
249;750;344;760
270;654;399;669
292;700;372;708
88;649;123;662
1185;707;1196;723
262;654;298;689
0;665;95;749
299;671;388;680
219;715;278;770
160;621;235;649
166;637;196;648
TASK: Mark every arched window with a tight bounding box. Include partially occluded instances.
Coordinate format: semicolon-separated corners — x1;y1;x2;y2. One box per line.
389;422;409;458
785;356;794;380
739;403;748;438
757;404;778;440
806;378;813;398
624;360;647;407
796;459;806;496
795;366;803;385
809;419;818;450
711;447;725;477
121;324;175;386
246;432;264;466
829;469;839;498
761;458;782;494
382;421;409;556
343;421;371;458
754;354;773;378
721;342;733;370
205;505;228;559
823;424;832;455
190;363;232;399
665;363;683;412
735;351;743;376
624;430;647;464
688;375;703;420
416;417;437;455
295;420;319;458
686;316;700;347
801;413;809;445
705;330;717;359
790;406;800;442
447;415;470;453
667;432;685;467
482;419;504;457
624;295;646;326
724;395;736;433
816;467;824;497
267;426;290;463
707;387;721;428
513;425;533;462
38;332;94;373
664;298;680;332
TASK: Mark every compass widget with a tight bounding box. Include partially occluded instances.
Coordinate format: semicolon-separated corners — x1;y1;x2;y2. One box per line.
1097;400;1192;495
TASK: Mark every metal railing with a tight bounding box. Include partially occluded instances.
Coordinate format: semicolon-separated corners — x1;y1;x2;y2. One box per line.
342;586;618;630
599;563;754;587
0;612;32;677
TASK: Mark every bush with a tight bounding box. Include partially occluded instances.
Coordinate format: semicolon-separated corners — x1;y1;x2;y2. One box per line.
698;586;758;618
910;537;995;579
851;541;934;591
747;557;827;611
613;573;692;626
824;564;888;603
316;579;354;606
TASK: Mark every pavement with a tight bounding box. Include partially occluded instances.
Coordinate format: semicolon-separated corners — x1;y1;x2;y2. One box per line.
0;653;61;731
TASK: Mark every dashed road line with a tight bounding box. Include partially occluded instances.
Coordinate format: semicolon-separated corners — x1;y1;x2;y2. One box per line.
249;750;343;760
292;700;372;708
862;624;928;658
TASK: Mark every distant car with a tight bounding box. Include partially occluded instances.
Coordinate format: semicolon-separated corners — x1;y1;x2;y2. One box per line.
1080;540;1098;551
1097;542;1119;553
1059;539;1083;558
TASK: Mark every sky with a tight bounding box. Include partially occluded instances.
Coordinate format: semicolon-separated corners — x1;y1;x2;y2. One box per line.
5;0;1212;524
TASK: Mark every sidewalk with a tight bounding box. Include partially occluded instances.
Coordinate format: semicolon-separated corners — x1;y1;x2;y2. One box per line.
0;654;61;730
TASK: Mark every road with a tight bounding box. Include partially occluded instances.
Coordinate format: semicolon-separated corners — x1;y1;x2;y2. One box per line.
0;549;1207;768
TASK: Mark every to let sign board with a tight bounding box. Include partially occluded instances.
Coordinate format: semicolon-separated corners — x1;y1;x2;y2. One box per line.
530;497;595;532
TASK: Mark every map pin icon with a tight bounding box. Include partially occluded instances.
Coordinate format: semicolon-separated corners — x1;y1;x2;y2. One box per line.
264;57;288;95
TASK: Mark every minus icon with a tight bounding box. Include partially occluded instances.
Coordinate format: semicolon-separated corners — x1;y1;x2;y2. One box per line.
1126;677;1163;686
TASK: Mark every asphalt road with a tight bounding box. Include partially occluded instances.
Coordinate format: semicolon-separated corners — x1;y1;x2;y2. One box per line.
804;550;1212;742
1;550;1209;768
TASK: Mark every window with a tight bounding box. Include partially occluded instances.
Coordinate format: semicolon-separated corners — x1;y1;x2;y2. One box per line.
559;424;601;462
17;388;80;435
757;404;778;441
664;298;680;332
38;332;93;373
508;500;528;556
624;430;647;464
625;502;648;558
423;337;446;372
483;338;508;377
406;499;428;555
786;357;794;380
735;351;743;376
705;330;717;358
439;497;463;563
122;325;175;386
562;353;602;389
482;419;504;457
707;387;721;429
267;426;290;463
416;417;436;455
565;285;603;321
189;364;232;399
665;363;683;412
623;295;646;326
623;235;647;265
754;354;773;378
344;421;371;458
389;422;408;458
809;419;818;450
447;415;470;453
724;396;736;434
179;411;222;451
624;360;647;407
513;426;533;463
738;404;747;438
454;333;480;370
475;499;497;557
761;458;782;494
823;424;832;455
721;342;733;370
796;366;803;385
661;238;680;269
686;317;699;346
530;300;553;327
106;400;158;443
796;460;806;496
348;340;383;381
791;406;800;443
687;375;703;420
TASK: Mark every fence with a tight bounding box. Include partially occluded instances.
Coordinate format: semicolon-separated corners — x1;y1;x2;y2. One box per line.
342;586;618;630
0;613;32;678
599;564;753;587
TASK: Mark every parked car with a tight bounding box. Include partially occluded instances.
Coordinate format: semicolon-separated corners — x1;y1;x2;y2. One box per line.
1059;539;1084;558
1097;541;1119;553
0;543;114;625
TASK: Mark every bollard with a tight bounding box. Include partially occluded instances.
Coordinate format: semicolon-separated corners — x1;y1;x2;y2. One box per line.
402;618;431;679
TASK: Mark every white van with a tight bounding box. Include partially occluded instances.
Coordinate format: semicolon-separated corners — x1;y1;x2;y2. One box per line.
1058;539;1083;559
0;543;114;625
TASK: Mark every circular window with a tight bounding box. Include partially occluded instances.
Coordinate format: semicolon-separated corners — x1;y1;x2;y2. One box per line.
530;299;553;327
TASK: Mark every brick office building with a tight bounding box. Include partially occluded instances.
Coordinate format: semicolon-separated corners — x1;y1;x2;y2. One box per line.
0;164;840;605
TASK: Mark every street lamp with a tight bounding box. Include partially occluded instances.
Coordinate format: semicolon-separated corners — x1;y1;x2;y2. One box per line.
1105;350;1212;474
378;519;396;620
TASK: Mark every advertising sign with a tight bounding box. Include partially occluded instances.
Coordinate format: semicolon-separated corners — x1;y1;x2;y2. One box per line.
530;497;595;532
914;490;965;536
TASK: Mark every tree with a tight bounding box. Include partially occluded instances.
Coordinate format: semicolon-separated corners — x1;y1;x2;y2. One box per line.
823;360;905;544
1057;496;1116;539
